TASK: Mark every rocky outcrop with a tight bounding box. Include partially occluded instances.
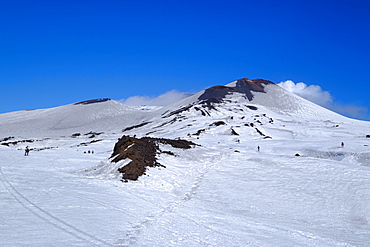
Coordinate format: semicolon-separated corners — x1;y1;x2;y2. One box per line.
74;98;111;105
198;78;273;102
111;136;197;181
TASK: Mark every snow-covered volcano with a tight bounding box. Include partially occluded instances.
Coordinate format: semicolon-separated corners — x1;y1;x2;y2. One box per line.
119;78;351;141
0;98;152;138
1;78;370;246
0;78;347;139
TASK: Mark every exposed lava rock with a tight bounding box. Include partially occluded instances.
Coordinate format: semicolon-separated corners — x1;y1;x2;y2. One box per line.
231;128;239;135
210;121;226;127
111;136;197;181
122;122;150;132
198;86;235;103
84;131;103;136
194;106;211;116
255;128;265;136
83;131;104;138
198;78;273;102
1;139;35;146
0;136;14;142
246;105;258;110
162;105;193;118
193;129;206;136
74;98;111;105
77;139;102;147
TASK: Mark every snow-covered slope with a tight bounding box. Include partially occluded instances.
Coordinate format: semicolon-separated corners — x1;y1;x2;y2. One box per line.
1;78;370;246
120;78;358;141
0;99;153;138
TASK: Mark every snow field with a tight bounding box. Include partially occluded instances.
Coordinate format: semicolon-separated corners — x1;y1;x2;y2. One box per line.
1;83;370;246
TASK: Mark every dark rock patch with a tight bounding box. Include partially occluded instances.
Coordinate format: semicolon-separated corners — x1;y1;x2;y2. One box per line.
111;136;197;181
122;122;150;132
0;136;14;142
255;128;265;136
198;86;234;103
210;121;226;127
194;106;210;116
83;131;104;138
155;118;179;128
231;128;239;136
74;98;111;105
145;131;157;136
194;129;206;136
1;139;35;147
71;133;81;137
84;131;103;136
162;105;192;118
366;135;370;138
77;139;102;147
198;78;273;103
33;147;57;151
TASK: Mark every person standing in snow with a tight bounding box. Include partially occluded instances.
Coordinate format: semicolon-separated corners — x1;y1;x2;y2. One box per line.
24;146;30;156
257;146;260;152
341;142;344;148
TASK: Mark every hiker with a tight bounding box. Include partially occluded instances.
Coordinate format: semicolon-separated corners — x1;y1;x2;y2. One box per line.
24;146;30;156
341;142;344;148
257;146;260;152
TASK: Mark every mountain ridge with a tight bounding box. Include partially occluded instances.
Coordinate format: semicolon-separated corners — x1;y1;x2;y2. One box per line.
0;78;366;140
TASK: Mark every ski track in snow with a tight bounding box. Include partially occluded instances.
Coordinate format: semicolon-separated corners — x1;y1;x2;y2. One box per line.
0;166;112;247
115;149;224;246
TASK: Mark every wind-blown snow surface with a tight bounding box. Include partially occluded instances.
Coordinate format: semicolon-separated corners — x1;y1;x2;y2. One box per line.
1;86;370;246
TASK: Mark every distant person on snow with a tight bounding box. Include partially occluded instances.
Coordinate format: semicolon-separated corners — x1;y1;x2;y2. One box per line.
341;142;344;148
257;146;260;152
24;146;30;156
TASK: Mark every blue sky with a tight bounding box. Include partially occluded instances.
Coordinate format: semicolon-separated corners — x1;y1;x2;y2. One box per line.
1;0;369;120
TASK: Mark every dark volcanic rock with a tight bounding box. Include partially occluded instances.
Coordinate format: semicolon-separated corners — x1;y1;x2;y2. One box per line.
111;136;197;181
74;98;111;105
231;128;239;135
0;136;14;142
198;78;273;102
246;105;258;110
122;122;151;132
198;86;235;103
1;139;35;146
210;121;226;127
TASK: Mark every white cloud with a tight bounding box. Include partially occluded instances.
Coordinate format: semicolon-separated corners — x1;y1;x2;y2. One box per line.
120;90;191;106
278;80;332;107
278;80;369;120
